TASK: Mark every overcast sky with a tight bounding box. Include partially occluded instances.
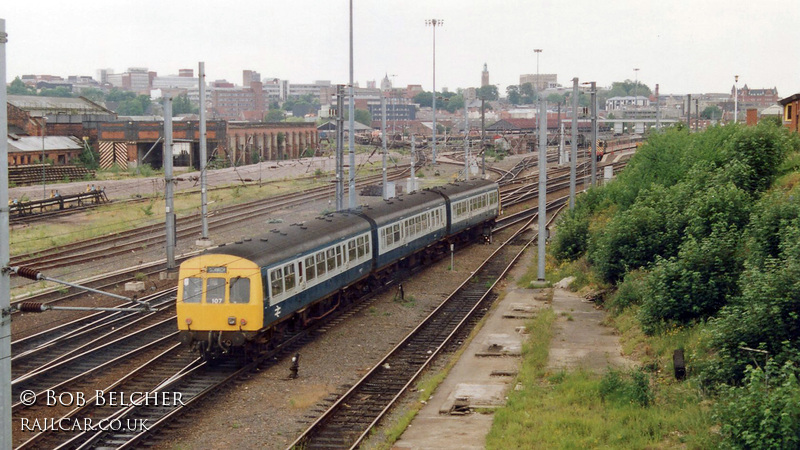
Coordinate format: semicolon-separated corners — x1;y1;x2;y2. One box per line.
1;0;798;97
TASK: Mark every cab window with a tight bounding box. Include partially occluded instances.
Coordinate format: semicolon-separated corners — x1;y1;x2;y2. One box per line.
206;277;226;304
229;277;250;303
182;277;202;303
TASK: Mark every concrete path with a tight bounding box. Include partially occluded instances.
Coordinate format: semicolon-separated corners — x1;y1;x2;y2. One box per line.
392;286;632;449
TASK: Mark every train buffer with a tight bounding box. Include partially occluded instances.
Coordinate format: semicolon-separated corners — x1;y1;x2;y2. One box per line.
10;190;109;217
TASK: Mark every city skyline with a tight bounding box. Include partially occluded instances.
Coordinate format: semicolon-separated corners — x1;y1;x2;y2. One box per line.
1;0;797;97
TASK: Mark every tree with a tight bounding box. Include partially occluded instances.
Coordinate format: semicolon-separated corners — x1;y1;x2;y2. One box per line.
413;91;433;108
172;93;198;116
7;77;35;95
547;93;566;105
38;87;74;98
608;80;652;98
506;85;521;105
477;85;499;101
444;95;465;113
265;109;286;122
519;83;535;103
354;109;372;126
701;105;722;120
80;87;106;103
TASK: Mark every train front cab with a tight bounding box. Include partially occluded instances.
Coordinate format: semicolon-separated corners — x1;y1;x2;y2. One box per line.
176;254;264;355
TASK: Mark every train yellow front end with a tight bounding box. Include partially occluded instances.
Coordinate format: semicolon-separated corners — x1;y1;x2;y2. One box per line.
176;254;264;358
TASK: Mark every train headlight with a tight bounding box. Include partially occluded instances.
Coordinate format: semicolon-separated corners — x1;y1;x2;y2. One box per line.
228;316;236;326
185;318;192;325
240;318;247;326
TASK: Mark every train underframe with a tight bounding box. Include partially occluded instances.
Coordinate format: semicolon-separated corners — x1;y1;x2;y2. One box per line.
186;219;495;362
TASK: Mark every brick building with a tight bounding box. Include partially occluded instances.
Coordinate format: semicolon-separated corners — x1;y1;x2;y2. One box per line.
779;93;800;133
226;122;319;164
6;136;84;166
732;85;780;108
210;80;269;121
96;119;226;169
7;95;116;139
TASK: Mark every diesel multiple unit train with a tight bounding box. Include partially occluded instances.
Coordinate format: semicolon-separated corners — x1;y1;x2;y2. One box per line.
176;179;500;360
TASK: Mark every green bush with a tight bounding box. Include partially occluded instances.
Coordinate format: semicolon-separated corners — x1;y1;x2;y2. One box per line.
639;226;743;334
714;361;800;449
700;221;800;385
607;269;648;313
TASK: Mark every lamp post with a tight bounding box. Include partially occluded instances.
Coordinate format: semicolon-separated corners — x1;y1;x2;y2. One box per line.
633;68;639;109
582;81;598;186
734;75;739;124
534;49;542;99
426;19;443;164
348;0;356;209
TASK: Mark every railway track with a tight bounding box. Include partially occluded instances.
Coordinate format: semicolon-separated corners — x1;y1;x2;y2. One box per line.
10;166;417;274
288;197;566;449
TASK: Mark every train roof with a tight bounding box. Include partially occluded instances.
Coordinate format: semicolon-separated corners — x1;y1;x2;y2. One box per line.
357;188;446;226
429;179;498;201
202;212;371;268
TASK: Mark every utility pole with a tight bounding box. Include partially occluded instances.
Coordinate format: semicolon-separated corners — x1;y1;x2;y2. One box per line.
687;94;692;131
42;116;46;200
335;85;345;210
570;78;578;209
381;92;388;199
537;98;547;283
198;62;211;245
426;19;442;164
588;81;597;186
695;98;699;133
163;97;176;270
410;134;416;191
348;0;356;209
655;83;661;131
1;18;13;450
480;97;486;177
464;101;469;181
734;75;739;124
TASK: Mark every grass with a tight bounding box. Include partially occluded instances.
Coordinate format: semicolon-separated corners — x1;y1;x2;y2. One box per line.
486;301;719;449
9;176;329;257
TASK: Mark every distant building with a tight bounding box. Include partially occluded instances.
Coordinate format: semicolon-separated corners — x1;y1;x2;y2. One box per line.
605;96;649;110
481;63;489;87
733;85;780;108
107;67;156;92
519;73;557;91
210;81;268;121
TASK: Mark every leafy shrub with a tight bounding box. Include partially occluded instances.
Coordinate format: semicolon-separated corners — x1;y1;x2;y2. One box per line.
722;122;797;194
699;221;800;385
714;361;800;449
639;226;743;334
607;269;648;313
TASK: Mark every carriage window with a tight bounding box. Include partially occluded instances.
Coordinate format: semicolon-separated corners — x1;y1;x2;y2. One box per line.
364;236;371;255
357;236;365;257
384;227;394;246
182;277;202;303
393;224;401;242
336;246;343;266
206;277;226;304
283;264;296;291
270;270;283;297
305;256;316;280
229;277;250;303
327;248;336;271
348;240;357;260
316;252;326;276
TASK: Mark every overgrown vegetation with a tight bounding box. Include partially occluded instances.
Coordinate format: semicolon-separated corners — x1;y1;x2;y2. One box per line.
548;121;800;447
